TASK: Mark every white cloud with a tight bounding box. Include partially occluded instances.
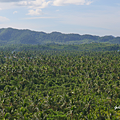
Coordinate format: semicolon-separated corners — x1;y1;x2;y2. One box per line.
17;1;28;6
16;0;52;16
86;1;92;5
27;9;42;15
0;8;2;10
17;0;51;8
13;11;18;14
53;0;93;6
0;16;9;22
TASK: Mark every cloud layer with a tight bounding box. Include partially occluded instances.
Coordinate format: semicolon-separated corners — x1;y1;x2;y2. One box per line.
0;0;24;2
16;0;92;7
0;0;93;15
53;0;92;6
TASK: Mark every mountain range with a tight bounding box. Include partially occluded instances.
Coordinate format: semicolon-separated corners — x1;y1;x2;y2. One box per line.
0;27;120;45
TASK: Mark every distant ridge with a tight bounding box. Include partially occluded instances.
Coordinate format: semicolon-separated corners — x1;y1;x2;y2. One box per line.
0;27;120;45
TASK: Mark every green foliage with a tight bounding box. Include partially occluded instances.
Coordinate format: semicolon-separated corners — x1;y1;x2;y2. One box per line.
0;49;120;119
0;43;120;53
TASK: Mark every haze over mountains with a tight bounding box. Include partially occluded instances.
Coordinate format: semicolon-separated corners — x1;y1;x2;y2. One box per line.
0;28;120;45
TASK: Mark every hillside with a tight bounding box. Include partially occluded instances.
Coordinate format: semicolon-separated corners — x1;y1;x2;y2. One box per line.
0;28;120;119
0;28;120;45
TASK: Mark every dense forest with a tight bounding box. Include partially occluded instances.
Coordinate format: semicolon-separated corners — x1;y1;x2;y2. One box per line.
0;28;120;45
0;43;120;52
0;44;120;119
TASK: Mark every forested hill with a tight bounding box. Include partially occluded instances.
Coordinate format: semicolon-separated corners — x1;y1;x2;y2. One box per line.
0;27;120;45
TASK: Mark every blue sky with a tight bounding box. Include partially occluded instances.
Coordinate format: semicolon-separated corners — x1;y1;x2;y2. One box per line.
0;0;120;36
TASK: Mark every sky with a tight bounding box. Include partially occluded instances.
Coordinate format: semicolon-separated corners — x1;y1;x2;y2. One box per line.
0;0;120;36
